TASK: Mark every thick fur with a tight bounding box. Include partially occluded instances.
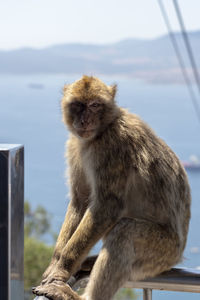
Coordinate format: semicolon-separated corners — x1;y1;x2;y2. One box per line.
33;76;191;300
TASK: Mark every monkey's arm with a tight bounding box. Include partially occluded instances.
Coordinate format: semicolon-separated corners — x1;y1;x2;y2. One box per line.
42;153;90;281
42;200;86;280
50;201;85;260
42;172;126;285
51;173;90;260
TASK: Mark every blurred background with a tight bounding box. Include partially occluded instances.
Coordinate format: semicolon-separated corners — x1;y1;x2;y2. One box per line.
0;0;200;299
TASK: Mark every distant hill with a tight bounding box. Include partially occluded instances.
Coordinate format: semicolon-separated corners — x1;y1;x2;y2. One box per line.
0;30;200;83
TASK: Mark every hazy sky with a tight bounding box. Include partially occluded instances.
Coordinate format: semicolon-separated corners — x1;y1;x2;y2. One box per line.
0;0;200;50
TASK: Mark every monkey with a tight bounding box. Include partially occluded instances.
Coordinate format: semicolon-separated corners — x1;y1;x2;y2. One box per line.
33;75;191;300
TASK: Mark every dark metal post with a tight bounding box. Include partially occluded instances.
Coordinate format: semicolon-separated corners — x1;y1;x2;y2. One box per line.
0;144;24;300
143;288;152;300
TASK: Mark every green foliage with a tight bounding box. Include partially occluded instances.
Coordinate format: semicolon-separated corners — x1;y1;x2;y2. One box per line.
24;201;54;298
24;237;53;291
24;201;51;239
114;288;138;300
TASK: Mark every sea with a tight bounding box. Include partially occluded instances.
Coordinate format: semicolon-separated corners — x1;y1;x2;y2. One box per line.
0;73;200;300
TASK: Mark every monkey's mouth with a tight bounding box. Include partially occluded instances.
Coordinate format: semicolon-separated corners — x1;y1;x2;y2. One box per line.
76;129;95;138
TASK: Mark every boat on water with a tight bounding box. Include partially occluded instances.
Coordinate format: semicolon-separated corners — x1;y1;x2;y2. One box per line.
28;83;45;89
182;155;200;171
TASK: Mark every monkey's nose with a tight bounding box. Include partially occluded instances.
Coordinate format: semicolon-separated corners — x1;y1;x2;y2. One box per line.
81;119;89;128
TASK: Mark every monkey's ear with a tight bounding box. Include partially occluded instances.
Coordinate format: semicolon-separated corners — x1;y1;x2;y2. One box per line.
109;84;117;100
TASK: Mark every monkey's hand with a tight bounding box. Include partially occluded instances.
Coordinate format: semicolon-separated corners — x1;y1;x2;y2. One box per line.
41;267;70;285
32;281;82;300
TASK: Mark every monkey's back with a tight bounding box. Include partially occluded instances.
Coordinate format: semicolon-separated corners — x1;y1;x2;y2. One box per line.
116;109;191;253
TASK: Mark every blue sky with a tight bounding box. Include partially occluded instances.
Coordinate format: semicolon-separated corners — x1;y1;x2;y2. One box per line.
0;0;199;50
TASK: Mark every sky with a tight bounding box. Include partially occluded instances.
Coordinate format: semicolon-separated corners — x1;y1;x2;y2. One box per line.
0;0;200;50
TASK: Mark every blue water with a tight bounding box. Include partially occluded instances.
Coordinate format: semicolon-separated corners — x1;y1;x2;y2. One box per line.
0;74;200;300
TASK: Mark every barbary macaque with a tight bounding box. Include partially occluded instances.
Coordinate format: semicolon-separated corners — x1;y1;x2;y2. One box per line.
33;76;191;300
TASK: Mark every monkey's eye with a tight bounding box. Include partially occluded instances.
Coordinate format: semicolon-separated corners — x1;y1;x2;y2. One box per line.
89;103;101;108
70;101;85;112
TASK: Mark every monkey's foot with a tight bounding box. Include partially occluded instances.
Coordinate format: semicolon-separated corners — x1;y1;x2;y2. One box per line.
32;282;82;300
41;268;70;285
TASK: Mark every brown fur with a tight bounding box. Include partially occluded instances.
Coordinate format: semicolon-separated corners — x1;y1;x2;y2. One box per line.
33;76;191;300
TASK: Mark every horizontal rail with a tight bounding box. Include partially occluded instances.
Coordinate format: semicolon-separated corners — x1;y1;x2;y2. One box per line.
124;268;200;293
70;269;200;294
69;255;200;294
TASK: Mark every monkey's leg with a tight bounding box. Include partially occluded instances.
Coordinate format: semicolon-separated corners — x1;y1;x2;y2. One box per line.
128;218;181;280
83;218;181;300
82;218;136;300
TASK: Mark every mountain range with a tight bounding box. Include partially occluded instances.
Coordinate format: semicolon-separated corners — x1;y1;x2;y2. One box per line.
0;30;200;83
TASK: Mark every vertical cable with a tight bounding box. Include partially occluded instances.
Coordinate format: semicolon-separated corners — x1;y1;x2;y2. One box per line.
173;0;200;97
157;0;200;123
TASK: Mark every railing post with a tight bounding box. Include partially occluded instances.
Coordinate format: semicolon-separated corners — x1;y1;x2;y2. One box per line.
143;288;152;300
0;144;24;300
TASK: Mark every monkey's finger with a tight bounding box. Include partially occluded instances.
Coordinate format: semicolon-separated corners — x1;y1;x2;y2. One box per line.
32;285;48;296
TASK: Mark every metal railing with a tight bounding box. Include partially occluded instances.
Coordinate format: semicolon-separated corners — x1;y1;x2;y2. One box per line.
68;255;200;299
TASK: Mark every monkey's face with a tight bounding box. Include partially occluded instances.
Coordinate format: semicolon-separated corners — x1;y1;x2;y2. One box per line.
68;99;104;139
61;76;118;140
